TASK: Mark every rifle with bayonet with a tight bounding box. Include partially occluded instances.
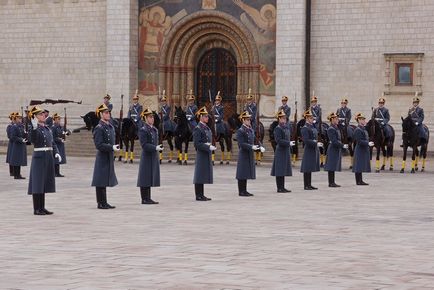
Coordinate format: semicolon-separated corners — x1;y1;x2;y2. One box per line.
29;99;82;106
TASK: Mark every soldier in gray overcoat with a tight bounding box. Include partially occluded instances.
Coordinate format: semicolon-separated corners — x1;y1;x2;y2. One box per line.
161;95;176;132
9;113;27;179
271;109;294;192
27;106;61;216
137;108;161;205
236;111;260;197
52;113;67;177
300;109;322;190
352;113;374;185
192;107;215;201
309;96;322;130
185;93;198;130
212;92;226;136
6;112;17;177
372;97;392;138
279;96;291;120
91;104;120;209
324;112;349;187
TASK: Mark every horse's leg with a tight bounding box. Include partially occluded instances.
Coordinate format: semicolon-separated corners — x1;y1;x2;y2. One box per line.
415;147;419;171
421;143;427;172
117;136;123;162
349;143;354;169
123;140;129;163
410;147;417;173
183;141;189;165
388;142;394;171
400;145;407;173
226;134;232;165
219;135;225;165
380;144;387;171
319;147;324;167
175;138;182;164
375;146;381;173
130;139;134;163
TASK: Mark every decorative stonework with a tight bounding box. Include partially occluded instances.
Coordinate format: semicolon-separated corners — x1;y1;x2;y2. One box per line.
159;10;260;112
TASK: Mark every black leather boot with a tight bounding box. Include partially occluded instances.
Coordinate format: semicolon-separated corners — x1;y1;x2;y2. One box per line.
96;187;109;209
276;176;290;192
328;171;340;187
195;184;210;201
33;194;45;215
238;180;252;196
14;166;25;179
102;188;115;209
304;173;317;190
141;187;159;204
55;164;64;177
356;173;369;185
41;194;53;215
9;165;14;177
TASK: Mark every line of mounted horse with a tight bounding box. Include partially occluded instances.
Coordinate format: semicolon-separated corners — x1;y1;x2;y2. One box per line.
77;109;429;174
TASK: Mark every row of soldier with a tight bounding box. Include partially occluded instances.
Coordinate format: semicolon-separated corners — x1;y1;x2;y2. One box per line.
7;99;380;216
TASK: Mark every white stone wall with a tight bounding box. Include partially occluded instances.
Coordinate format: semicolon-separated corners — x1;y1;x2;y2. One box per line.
276;0;306;120
309;0;434;150
0;0;107;138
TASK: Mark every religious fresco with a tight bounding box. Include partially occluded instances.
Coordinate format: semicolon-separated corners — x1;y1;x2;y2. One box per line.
138;0;276;96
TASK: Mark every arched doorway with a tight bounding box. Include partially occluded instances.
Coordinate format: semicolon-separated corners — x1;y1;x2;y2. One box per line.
196;48;237;118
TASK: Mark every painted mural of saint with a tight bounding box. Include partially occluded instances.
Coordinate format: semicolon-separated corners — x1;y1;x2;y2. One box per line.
233;0;276;90
139;6;172;92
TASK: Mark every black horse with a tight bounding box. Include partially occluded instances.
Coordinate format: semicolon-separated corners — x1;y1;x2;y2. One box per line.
173;106;192;165
227;113;265;164
296;119;329;167
401;115;429;173
208;114;233;165
366;119;395;173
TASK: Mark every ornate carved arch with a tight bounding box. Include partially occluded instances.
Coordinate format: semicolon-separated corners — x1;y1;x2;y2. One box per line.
159;10;260;110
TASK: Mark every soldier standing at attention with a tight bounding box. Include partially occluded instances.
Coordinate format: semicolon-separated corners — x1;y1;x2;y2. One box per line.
27;106;61;215
6;112;17;177
271;109;294;192
127;94;143;131
137;108;161;205
353;113;374;185
300;110;322;190
236;111;259;197
185;92;198;130
279;96;291;120
193;107;216;201
10;112;27;180
324;112;348;187
91;104;120;209
51;113;67;177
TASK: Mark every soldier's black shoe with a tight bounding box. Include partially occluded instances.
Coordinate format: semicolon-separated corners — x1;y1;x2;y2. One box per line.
239;191;253;197
356;181;369;186
14;176;26;179
34;209;46;215
329;183;341;188
42;208;53;215
142;199;159;204
97;203;110;209
304;186;317;190
55;173;64;177
277;188;291;193
310;185;318;190
105;203;116;209
196;196;211;201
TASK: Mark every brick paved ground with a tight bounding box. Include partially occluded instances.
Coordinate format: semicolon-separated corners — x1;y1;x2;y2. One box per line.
1;156;433;289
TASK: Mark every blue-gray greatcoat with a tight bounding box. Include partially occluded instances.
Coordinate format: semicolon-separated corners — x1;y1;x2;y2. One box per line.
91;120;118;187
372;106;392;138
28;124;58;195
279;104;291;120
408;106;427;139
236;124;256;180
137;123;160;187
185;104;198;130
193;122;213;184
300;123;320;173
324;125;344;172
212;104;226;135
271;123;293;177
9;124;27;166
6;123;13;164
310;105;322;130
352;125;371;173
52;124;67;165
161;104;176;132
244;102;257;130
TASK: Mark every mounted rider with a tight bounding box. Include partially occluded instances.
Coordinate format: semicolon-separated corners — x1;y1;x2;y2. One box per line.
185;91;198;131
211;91;225;137
408;93;427;141
127;92;143;130
372;96;392;139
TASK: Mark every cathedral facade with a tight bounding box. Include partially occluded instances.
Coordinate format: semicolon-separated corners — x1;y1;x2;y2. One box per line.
0;0;433;150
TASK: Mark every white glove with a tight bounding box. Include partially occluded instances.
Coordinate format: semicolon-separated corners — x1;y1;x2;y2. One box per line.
155;144;164;151
368;141;374;147
22;138;28;143
209;145;217;151
187;115;192;121
290;140;296;146
205;142;211;146
375;118;382;121
341;122;345;126
313;120;317;124
260;146;265;153
252;145;260;151
55;153;62;163
31;117;38;129
317;142;323;148
112;144;120;151
343;144;349;149
415;122;419;126
381;122;385;125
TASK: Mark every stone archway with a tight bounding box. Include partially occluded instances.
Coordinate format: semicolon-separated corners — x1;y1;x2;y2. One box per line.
159;10;260;113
